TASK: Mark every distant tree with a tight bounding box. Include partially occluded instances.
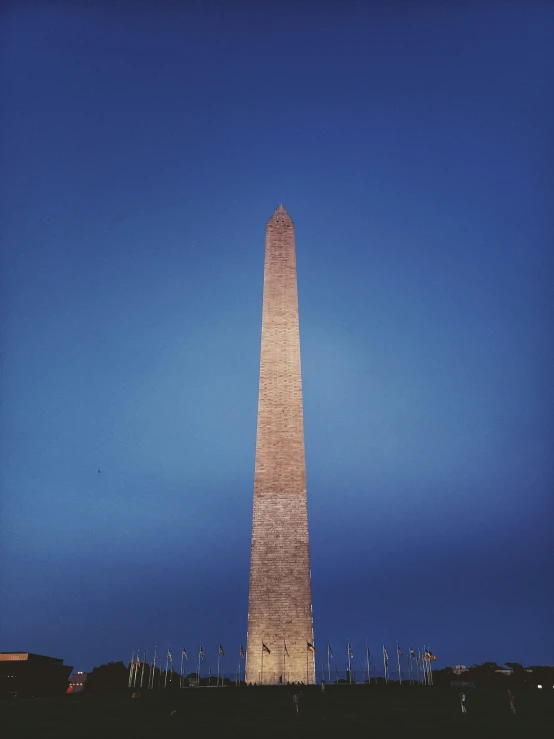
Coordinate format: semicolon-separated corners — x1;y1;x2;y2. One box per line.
503;662;525;685
505;662;523;671
461;662;503;687
82;661;128;693
431;666;454;685
467;662;502;677
524;665;554;686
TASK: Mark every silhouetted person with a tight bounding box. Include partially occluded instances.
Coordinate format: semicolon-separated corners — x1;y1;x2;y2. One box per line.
460;692;467;714
508;689;516;715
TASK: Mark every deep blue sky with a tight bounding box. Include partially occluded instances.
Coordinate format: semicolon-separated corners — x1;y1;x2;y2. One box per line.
1;1;553;676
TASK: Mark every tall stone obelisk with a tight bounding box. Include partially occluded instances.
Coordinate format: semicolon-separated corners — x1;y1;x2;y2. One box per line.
246;205;315;685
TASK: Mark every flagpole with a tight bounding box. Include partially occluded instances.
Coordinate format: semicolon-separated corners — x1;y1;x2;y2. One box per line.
366;642;370;685
327;643;331;683
150;648;154;690
425;648;434;686
425;649;429;686
197;646;201;685
347;643;351;684
128;652;134;689
397;643;402;685
429;657;433;685
383;645;388;684
261;642;264;685
140;649;146;689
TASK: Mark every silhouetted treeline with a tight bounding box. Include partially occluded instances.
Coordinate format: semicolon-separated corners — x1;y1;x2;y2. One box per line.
81;659;553;693
82;662;129;693
82;661;200;693
432;662;554;688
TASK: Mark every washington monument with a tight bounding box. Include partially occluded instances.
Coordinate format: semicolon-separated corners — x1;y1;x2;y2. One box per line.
246;205;315;685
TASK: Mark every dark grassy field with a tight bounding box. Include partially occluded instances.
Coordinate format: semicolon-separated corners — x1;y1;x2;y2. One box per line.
2;685;553;738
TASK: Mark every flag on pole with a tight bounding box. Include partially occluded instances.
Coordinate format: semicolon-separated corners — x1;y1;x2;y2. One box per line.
328;642;333;658
262;642;271;654
284;642;289;657
425;649;437;661
397;645;403;656
182;648;188;660
383;645;389;664
240;644;245;659
307;642;316;652
219;644;225;657
348;643;354;659
167;648;172;662
199;646;205;659
409;647;416;658
136;654;141;667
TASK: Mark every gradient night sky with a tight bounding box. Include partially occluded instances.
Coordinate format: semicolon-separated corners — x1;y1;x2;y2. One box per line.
1;2;553;675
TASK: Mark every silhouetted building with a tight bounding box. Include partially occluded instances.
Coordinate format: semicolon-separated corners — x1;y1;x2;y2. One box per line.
246;206;315;685
67;671;88;693
451;665;468;674
0;652;73;698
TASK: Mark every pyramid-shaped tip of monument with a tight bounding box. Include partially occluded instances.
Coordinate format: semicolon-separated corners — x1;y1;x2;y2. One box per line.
267;203;293;225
